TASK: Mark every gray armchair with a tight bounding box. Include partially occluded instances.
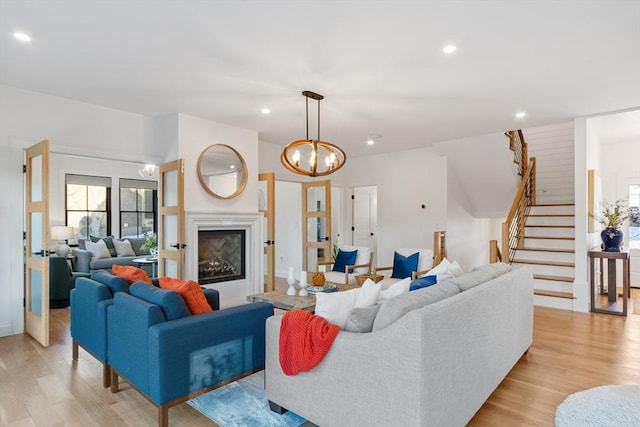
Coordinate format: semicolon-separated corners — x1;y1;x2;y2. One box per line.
49;256;90;308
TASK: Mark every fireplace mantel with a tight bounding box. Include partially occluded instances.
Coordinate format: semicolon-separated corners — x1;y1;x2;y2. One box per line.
185;211;263;307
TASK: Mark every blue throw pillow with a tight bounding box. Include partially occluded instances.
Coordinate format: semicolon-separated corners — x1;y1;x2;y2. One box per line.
332;249;358;273
409;275;438;291
129;282;191;321
91;270;129;294
391;251;419;279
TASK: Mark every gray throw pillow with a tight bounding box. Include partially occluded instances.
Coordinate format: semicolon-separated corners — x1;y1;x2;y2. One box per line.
452;262;512;292
344;304;382;333
372;282;460;332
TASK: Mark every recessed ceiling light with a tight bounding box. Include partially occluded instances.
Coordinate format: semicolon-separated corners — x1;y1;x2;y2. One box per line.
230;165;235;169
261;108;271;115
515;111;526;119
442;44;457;54
366;139;375;146
14;32;31;42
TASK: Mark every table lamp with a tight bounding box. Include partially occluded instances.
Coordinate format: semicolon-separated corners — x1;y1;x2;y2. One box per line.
51;226;74;257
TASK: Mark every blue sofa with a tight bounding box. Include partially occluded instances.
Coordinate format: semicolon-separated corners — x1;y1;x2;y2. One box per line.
70;271;220;388
107;283;273;427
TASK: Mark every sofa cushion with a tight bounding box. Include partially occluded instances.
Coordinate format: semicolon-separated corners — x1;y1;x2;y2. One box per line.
344;304;381;333
372;281;460;332
113;238;136;257
127;237;148;256
90;235;117;257
332;249;358;273
450;262;512;292
129;282;191;321
159;277;213;315
85;239;112;261
112;265;152;284
391;251;419;279
377;277;411;302
91;270;129;294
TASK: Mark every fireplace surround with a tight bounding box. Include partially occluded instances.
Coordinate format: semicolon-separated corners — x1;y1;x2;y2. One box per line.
186;212;263;306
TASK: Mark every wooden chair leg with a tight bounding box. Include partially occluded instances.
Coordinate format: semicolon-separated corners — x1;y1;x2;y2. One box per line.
103;364;111;388
110;370;119;393
158;405;169;427
72;339;78;360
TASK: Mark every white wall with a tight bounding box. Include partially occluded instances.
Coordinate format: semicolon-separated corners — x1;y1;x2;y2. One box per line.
343;147;447;268
274;181;303;279
0;84;160;337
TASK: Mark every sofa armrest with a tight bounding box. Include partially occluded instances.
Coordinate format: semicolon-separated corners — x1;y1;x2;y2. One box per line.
147;302;274;404
72;248;91;273
202;287;220;310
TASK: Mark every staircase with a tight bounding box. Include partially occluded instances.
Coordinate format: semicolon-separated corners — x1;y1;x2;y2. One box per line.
511;203;575;310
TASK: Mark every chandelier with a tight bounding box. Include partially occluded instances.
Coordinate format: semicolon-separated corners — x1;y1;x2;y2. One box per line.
280;90;346;177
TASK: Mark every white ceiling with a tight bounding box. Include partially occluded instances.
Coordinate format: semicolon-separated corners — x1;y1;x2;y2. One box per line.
1;1;639;158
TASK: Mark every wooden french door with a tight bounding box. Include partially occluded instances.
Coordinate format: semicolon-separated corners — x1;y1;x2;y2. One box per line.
25;139;50;347
259;173;275;291
302;180;332;272
158;159;185;278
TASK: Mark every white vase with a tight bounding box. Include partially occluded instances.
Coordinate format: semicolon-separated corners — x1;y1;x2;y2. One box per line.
287;267;296;296
298;271;308;296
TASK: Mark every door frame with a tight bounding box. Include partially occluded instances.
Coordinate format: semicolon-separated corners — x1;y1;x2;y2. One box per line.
302;180;332;271
159;159;185;278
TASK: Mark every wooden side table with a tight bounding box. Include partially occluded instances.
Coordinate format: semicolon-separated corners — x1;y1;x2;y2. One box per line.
589;250;630;316
354;273;384;286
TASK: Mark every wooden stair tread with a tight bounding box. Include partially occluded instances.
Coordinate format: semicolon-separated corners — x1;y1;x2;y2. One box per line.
525;224;575;228
532;203;575;207
534;289;575;299
527;214;575;217
524;236;575;240
517;247;574;253
533;274;574;283
512;259;575;267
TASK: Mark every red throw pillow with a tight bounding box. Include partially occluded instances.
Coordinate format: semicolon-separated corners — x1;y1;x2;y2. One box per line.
159;277;213;315
112;265;152;284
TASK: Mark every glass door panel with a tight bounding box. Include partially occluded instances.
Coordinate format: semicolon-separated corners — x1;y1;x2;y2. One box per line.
302;180;331;271
25;140;50;347
159;160;184;278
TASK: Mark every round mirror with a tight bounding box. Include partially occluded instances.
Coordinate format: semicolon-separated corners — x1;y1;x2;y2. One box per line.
197;144;248;199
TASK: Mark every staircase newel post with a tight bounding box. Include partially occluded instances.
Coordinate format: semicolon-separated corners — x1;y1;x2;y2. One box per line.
501;222;509;263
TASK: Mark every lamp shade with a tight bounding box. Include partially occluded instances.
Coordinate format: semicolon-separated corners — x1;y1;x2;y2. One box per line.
51;226;74;241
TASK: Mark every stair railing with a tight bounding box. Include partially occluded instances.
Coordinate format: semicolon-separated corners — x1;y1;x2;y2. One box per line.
501;156;536;262
505;130;529;177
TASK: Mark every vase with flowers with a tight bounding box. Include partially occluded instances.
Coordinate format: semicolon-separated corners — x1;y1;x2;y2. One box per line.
598;200;629;252
141;231;158;258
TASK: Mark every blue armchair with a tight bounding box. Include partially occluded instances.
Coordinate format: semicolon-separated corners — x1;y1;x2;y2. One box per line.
107;283;273;427
71;270;221;389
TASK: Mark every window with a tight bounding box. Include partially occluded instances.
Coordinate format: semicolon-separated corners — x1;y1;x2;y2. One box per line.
66;174;112;239
120;178;158;238
629;184;640;248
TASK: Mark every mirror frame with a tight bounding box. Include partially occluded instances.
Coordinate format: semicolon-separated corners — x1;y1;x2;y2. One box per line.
197;144;248;199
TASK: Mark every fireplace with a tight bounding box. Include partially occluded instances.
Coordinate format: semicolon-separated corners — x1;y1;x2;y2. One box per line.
198;229;246;284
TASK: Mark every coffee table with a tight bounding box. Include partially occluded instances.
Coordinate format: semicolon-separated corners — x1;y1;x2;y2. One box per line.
133;256;158;279
354;273;384;286
247;283;358;311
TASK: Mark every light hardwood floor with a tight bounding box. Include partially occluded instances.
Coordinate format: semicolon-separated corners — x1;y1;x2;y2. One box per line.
2;296;640;426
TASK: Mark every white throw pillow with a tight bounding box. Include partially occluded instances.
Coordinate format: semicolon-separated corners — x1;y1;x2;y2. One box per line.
113;239;136;257
419;258;451;278
448;260;463;277
377;277;411;302
85;239;111;260
315;280;381;329
315;290;357;329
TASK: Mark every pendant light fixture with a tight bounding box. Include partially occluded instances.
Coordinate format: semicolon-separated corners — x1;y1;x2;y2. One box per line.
280;90;346;177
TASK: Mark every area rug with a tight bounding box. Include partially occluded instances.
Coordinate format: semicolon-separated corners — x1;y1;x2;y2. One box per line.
555;384;640;426
187;371;306;427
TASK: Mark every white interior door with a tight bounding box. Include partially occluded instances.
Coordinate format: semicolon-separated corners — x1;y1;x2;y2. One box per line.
159;159;185;278
25;139;50;347
352;185;378;253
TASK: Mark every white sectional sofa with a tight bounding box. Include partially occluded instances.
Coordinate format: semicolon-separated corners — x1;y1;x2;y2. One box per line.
265;263;534;427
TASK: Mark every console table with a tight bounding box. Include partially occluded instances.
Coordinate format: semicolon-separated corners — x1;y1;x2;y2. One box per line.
589;250;630;316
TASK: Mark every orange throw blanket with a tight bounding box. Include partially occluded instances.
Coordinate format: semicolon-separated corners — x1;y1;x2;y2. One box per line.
279;310;340;376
